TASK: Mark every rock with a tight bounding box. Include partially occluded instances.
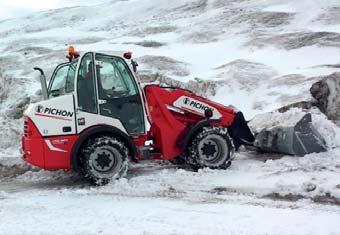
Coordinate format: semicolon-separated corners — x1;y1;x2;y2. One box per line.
6;97;31;119
0;71;14;103
131;26;177;37
271;74;308;86
139;59;278;98
310;72;340;121
316;6;340;25
214;59;277;91
0;117;22;150
127;41;165;48
35;89;42;96
278;101;316;113
138;55;190;77
139;73;221;97
310;81;329;113
249;31;340;50
303;183;317;192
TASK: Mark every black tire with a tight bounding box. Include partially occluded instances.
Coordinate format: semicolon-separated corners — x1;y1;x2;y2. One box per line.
186;126;234;170
79;136;129;185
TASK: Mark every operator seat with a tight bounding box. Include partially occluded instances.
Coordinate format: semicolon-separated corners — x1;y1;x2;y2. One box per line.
77;62;96;113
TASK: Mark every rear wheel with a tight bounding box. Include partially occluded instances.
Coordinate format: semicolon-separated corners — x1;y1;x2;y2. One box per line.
186;126;234;170
79;136;129;185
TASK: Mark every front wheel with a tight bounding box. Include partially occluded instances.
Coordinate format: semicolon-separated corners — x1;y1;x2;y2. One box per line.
186;126;234;170
79;136;129;185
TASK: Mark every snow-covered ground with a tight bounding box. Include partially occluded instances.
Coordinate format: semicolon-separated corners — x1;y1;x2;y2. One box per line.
1;0;340;234
1;151;340;235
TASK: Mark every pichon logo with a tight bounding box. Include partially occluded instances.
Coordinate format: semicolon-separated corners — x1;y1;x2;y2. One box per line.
35;105;74;118
183;97;214;112
36;105;44;113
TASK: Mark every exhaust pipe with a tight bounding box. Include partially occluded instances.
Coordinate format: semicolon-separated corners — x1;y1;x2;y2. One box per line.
34;67;48;100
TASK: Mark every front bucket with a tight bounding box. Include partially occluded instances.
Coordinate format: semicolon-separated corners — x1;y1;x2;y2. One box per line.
253;113;327;156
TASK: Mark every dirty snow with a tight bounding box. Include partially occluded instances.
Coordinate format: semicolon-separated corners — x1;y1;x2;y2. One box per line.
1;152;340;235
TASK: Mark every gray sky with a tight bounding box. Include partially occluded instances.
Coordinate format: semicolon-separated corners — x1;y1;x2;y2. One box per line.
0;0;110;20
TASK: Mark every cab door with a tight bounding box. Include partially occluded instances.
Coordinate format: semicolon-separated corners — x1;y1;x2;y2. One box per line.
32;61;77;137
94;53;145;135
75;52;127;134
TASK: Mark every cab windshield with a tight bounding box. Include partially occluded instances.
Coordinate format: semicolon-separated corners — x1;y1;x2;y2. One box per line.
48;61;77;97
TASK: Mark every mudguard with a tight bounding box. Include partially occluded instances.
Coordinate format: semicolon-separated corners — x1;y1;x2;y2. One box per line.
253;113;327;156
71;125;138;172
178;118;220;149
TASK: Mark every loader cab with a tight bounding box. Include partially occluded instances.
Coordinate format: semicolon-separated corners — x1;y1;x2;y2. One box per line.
47;51;146;136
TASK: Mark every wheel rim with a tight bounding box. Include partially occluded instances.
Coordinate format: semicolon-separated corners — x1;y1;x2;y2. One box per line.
89;146;123;176
198;134;229;165
92;149;116;172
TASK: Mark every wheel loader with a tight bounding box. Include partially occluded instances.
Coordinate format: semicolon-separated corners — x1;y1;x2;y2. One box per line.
21;47;327;185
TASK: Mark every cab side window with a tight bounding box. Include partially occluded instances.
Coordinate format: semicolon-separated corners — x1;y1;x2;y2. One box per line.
49;63;76;97
65;65;76;93
98;61;126;99
116;59;138;95
96;55;138;99
77;53;98;114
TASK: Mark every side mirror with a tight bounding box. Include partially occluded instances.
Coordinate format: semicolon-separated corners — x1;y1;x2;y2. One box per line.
131;59;138;73
34;67;48;100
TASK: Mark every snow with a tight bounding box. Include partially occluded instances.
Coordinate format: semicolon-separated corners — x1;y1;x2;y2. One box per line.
263;4;297;13
1;0;340;234
1;152;340;234
1;190;340;235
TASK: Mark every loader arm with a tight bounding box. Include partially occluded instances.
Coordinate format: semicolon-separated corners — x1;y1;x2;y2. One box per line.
144;85;254;159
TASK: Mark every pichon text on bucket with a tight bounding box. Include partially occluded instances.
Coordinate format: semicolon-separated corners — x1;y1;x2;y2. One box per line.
183;97;214;112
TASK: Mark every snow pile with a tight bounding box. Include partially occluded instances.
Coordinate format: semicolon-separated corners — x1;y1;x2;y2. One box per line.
8;151;340;205
0;117;22;156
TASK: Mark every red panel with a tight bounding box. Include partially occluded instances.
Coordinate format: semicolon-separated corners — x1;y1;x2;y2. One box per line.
22;117;45;168
145;85;236;160
43;135;79;170
22;116;79;170
22;136;45;169
145;87;186;160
